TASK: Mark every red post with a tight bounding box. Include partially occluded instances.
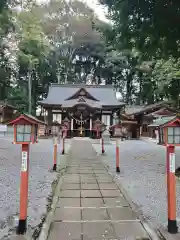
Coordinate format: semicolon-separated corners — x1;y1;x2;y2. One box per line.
17;143;30;234
53;144;57;171
62;137;65;155
101;138;105;154
116;139;120;173
166;145;178;234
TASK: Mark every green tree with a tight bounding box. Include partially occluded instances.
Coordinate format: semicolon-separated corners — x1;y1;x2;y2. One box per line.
100;0;180;105
0;0;14;101
15;10;50;114
100;0;180;58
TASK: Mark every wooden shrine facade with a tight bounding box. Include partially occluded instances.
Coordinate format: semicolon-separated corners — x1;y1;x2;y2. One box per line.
125;101;177;138
0;102;18;124
39;84;125;138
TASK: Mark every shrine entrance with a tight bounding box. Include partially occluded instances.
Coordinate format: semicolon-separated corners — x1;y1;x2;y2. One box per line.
73;118;90;137
71;105;92;137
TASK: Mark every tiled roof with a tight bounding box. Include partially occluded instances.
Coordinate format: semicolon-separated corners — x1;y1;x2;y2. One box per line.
0;101;17;109
61;98;102;109
126;100;174;115
39;84;125;107
125;105;144;115
148;116;176;127
23;113;46;125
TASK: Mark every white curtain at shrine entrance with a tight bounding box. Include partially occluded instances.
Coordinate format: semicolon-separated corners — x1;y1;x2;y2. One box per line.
102;115;110;128
71;118;74;131
90;118;92;130
53;113;62;124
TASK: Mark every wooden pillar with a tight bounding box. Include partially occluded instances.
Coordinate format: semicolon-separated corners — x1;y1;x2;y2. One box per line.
47;108;53;125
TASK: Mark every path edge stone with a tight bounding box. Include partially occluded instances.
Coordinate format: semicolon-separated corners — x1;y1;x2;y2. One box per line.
37;170;65;240
99;154;161;240
157;226;180;240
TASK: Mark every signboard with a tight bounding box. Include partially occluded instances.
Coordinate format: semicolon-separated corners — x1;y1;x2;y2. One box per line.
0;124;7;132
21;151;28;172
169;153;175;173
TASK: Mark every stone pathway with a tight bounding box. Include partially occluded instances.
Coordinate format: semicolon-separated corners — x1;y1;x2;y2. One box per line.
48;139;151;240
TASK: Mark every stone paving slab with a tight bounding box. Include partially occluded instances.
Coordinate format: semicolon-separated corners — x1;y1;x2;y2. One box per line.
96;176;113;180
103;197;129;207
82;222;116;239
107;207;138;220
81;198;104;207
48;139;152;240
63;175;80;183
81;190;102;198
48;222;81;240
97;179;114;183
99;183;118;189
61;183;80;190
81;183;99;189
54;208;81;221
100;189;122;197
113;222;149;238
81;178;97;183
56;198;80;207
59;190;81;198
82;208;109;221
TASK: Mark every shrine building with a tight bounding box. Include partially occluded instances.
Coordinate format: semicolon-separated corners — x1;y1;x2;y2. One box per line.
39;83;125;138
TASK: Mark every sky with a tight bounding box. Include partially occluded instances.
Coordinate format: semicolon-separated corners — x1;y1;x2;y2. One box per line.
37;0;108;22
82;0;108;22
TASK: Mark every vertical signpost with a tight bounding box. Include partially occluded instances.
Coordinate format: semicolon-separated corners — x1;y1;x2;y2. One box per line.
52;122;60;170
166;145;177;234
101;137;105;154
19;143;29;233
116;138;120;173
53;137;57;171
158;115;180;234
62;136;65;155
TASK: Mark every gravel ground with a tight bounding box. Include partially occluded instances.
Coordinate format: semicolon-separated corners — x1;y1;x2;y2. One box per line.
93;140;180;230
0;137;71;238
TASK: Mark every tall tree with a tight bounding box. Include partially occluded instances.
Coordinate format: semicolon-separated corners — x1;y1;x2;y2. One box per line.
0;0;14;100
100;0;180;58
15;10;50;114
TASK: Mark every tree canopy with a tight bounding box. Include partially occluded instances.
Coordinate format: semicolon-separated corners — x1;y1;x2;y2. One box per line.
100;0;180;105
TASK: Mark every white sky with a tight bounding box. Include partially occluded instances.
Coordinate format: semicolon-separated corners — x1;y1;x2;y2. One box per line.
37;0;108;22
82;0;108;22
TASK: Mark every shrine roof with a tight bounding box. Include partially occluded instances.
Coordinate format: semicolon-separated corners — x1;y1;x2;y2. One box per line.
148;116;175;127
0;101;17;110
61;98;102;109
125;100;174;116
144;107;177;118
39;84;125;107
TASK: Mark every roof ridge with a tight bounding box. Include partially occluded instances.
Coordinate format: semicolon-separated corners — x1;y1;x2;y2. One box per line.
50;83;114;88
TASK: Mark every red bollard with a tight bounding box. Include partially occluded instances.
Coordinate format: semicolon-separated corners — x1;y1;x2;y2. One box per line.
116;139;120;173
166;145;178;234
53;143;57;171
62;137;65;155
101;138;105;154
17;143;30;234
